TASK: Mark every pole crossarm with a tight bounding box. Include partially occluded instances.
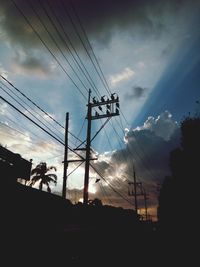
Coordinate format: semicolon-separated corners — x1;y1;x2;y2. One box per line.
62;157;97;163
91;113;119;120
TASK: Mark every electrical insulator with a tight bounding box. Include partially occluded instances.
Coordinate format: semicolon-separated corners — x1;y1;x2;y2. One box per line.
93;97;97;104
106;104;111;110
101;96;105;102
111;93;115;100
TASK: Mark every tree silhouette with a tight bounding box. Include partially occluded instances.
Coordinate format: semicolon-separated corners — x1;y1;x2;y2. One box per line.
29;162;57;193
88;198;103;207
158;116;200;230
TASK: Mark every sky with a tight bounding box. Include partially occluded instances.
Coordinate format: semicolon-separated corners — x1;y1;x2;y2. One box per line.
0;0;200;220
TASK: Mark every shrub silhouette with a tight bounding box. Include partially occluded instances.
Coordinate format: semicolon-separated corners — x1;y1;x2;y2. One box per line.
158;116;200;231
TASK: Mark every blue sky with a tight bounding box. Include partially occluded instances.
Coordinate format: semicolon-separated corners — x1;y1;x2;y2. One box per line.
0;0;200;219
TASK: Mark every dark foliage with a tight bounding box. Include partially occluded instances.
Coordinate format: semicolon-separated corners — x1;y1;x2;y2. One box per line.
157;116;200;256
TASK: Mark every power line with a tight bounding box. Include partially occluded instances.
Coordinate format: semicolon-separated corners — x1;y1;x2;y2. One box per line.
28;0;90;95
0;85;65;143
98;181;113;205
117;116;158;182
0;74;65;129
44;0;101;97
0;121;37;146
0;95;85;160
10;0;87;100
67;161;84;177
70;0;111;95
1;96;132;206
0;75;84;146
60;0;109;96
0;80;67;140
1;95;65;146
90;163;133;206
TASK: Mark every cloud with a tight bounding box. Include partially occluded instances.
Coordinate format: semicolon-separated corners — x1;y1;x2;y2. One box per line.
11;50;55;78
0;0;196;52
134;110;179;141
109;67;135;86
92;111;180;216
125;86;147;100
0;109;181;219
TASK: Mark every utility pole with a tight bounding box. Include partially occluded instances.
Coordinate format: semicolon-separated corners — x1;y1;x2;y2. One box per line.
83;89;120;204
128;166;143;216
133;168;138;214
62;112;69;199
128;177;150;220
142;187;148;221
83;90;92;204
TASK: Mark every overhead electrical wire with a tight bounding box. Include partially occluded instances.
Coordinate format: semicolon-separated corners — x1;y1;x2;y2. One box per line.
10;0;87;100
1;96;131;206
69;0;111;95
60;0;109;96
90;163;133;206
28;0;90;95
43;0;101;97
0;85;65;144
0;121;38;146
0;75;85;146
0;80;67;141
117;116;158;182
7;0;154;205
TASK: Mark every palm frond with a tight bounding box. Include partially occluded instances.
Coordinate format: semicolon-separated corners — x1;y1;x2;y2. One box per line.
47;177;57;185
31;167;42;175
47;174;57;180
47;166;57;172
31;175;41;182
29;181;35;187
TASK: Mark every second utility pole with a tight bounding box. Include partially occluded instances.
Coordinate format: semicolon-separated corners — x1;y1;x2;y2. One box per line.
83;89;92;204
62;112;69;199
133;166;138;215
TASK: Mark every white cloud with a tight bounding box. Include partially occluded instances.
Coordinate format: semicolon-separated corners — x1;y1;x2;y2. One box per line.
134;111;179;141
91;111;180;216
109;67;135;86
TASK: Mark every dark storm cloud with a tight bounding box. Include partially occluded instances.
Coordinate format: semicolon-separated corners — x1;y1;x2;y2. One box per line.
0;0;194;51
12;50;53;77
125;86;147;100
92;112;180;211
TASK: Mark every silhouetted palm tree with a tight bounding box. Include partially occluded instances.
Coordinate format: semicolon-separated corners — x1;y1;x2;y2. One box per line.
29;162;57;193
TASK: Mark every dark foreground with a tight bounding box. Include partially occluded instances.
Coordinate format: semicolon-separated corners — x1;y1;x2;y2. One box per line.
1;183;194;266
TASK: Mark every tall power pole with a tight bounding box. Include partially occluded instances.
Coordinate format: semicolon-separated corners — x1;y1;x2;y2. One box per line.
83;89;120;204
83;90;92;204
133;168;138;215
142;186;148;221
62;112;69;199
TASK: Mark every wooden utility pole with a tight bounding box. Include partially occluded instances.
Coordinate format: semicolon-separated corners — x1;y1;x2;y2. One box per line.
83;89;92;204
83;90;120;204
133;168;138;215
143;187;148;221
62;112;69;199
